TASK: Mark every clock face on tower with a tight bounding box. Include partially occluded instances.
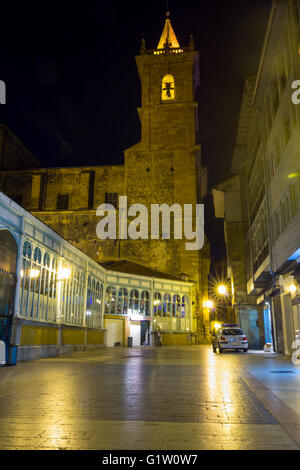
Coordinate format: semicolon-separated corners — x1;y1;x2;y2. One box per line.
162;74;175;101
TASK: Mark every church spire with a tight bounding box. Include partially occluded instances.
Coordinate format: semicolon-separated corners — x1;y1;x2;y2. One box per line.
157;11;180;50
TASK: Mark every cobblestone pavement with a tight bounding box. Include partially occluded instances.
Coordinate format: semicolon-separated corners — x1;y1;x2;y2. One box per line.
0;345;300;450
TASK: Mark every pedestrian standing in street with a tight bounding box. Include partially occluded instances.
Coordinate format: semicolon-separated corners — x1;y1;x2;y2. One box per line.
157;328;162;346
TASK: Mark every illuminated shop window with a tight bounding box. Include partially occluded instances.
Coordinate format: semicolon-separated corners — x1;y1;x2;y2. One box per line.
129;289;139;315
163;293;171;316
23;241;32;258
20;241;32;318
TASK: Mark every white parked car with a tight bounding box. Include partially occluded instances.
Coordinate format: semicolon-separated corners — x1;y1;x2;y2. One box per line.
212;325;248;353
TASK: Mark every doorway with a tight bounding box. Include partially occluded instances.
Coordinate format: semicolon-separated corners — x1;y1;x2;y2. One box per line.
129;323;141;346
141;321;150;345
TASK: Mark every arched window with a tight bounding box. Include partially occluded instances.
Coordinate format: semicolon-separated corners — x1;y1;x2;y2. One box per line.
117;289;122;314
23;241;32;259
163;293;171;317
43;253;50;267
60;264;71;324
161;74;175;101
129;289;139;315
140;290;150;316
176;294;181;317
31;248;42;315
86;277;102;327
167;294;171;316
105;286;116;314
87;277;92;308
21;241;33;317
33;247;42;263
172;295;177;317
38;252;51;320
117;288;128;315
49;258;57;302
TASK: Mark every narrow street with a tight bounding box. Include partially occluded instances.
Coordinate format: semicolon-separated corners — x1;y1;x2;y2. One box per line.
0;345;299;450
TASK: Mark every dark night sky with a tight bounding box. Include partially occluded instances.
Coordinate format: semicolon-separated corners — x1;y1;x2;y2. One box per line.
0;0;272;260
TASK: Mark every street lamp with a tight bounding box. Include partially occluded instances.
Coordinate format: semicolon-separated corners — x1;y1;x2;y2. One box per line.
212;321;222;331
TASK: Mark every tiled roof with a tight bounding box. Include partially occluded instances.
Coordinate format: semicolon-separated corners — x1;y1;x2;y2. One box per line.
100;259;189;282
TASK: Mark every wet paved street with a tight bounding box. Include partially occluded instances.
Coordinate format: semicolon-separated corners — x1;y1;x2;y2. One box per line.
0;345;300;450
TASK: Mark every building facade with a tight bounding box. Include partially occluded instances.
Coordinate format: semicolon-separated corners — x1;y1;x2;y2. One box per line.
0;16;211;340
215;0;300;353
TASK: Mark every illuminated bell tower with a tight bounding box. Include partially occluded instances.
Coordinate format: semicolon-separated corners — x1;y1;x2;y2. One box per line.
135;12;200;152
123;13;209;335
